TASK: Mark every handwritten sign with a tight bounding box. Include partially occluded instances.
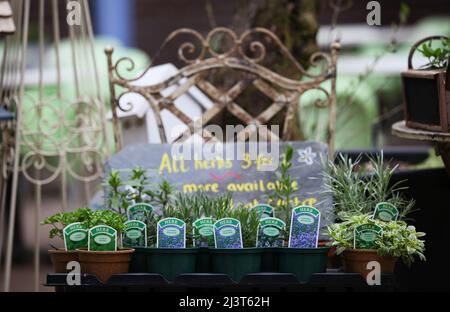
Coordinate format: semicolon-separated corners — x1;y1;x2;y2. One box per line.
214;218;243;249
88;225;117;251
123;220;147;248
157;218;186;248
63;222;88;251
289;206;320;248
354;224;383;249
256;217;286;247
127;203;153;222
193;218;215;247
373;202;399;222
105;141;333;238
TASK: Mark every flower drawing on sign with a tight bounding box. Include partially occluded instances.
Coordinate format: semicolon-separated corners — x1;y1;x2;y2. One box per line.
297;147;317;166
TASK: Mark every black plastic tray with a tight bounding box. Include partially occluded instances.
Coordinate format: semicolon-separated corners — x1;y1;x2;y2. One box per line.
45;270;396;292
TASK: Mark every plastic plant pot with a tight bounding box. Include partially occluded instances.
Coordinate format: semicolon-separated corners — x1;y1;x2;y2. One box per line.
77;248;135;283
129;248;147;273
277;247;329;282
196;247;211;273
342;249;396;279
260;248;278;272
210;248;263;282
48;249;78;273
136;248;198;281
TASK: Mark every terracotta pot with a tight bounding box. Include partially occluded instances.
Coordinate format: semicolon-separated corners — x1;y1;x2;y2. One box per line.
77;248;135;282
48;249;78;273
342;249;396;278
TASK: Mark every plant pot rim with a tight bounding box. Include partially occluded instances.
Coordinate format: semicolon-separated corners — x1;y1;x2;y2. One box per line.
76;248;135;255
210;248;263;254
48;248;77;254
277;247;330;253
134;247;198;253
342;249;397;261
343;249;379;253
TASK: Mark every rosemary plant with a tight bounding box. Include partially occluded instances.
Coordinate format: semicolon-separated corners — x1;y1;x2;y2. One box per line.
323;153;415;221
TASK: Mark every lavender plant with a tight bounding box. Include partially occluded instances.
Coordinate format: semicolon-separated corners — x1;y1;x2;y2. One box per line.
229;205;259;248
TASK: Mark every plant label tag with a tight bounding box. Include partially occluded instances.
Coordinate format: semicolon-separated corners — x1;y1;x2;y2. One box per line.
289;206;321;248
354;224;383;249
373;202;399;222
256;217;286;248
88;225;117;251
127;203;153;222
253;204;275;219
157;218;186;248
122;220;147;248
63;222;88;251
214;218;243;249
193;218;215;247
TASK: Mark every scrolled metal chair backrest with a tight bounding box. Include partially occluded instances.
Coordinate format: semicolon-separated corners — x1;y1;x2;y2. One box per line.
106;27;340;154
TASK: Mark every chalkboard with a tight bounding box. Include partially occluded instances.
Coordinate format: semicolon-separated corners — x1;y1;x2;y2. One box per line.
105;141;334;237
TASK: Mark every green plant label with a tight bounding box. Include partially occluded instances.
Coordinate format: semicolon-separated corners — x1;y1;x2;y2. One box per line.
354;224;383;249
253;204;275;219
256;217;286;248
214;218;243;249
88;225;117;251
63;222;88;251
127;203;153;222
122;220;147;248
157;218;186;248
193;218;215;247
289;206;321;248
373;202;399;222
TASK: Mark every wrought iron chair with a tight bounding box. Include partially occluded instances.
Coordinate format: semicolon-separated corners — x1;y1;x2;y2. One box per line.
106;27;340;154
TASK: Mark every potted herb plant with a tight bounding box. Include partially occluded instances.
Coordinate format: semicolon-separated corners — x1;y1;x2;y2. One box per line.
321;153;417;268
328;214;426;278
265;145;329;282
137;193;203;282
76;209;134;282
322;153;416;222
42;207;92;273
209;204;263;282
401;35;449;132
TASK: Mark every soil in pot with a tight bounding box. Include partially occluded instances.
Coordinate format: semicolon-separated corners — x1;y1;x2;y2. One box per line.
277;247;329;282
77;248;135;282
342;249;396;279
134;248;198;281
48;249;79;273
210;248;262;282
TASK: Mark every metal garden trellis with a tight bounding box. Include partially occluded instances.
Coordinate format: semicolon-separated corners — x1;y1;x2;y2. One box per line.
0;0;110;291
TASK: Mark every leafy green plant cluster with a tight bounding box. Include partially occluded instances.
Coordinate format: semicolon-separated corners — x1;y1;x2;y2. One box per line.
228;205;259;248
322;153;415;221
327;214;426;266
104;167;175;214
42;208;127;239
42;208;93;239
418;38;450;69
268;144;295;227
81;209;127;234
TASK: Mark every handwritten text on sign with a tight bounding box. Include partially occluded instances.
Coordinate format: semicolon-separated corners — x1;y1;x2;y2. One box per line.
105;141;333;232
